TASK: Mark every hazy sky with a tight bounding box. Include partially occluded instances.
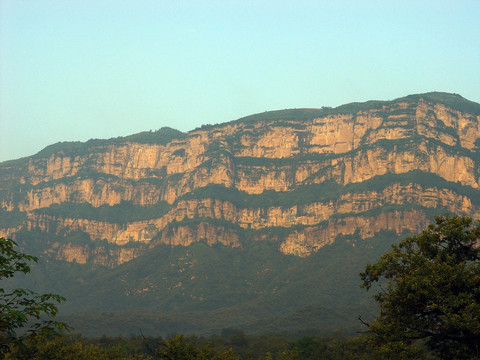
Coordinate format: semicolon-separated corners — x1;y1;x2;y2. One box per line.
1;0;479;162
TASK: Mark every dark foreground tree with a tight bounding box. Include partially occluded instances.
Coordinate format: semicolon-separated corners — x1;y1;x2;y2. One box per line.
0;237;69;354
360;214;480;359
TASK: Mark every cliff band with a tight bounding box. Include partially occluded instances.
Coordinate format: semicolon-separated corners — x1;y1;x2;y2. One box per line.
1;92;480;265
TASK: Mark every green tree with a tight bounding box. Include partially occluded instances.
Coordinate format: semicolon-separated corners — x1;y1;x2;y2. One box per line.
0;237;69;354
146;334;239;360
360;214;480;359
4;335;151;360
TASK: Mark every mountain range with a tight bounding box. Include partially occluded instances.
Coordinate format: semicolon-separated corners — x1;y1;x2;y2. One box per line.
1;91;480;336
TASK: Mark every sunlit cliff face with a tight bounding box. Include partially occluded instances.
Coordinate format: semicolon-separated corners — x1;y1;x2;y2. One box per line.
1;95;479;265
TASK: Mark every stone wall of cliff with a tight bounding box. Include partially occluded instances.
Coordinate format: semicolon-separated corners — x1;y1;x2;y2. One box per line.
1;93;479;265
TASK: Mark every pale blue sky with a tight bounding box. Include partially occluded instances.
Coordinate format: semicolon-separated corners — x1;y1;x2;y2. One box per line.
1;0;479;162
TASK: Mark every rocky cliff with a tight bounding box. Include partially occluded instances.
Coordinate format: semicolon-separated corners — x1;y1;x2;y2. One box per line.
1;92;480;265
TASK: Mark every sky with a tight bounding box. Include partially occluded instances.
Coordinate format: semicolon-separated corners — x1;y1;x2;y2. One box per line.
1;0;479;162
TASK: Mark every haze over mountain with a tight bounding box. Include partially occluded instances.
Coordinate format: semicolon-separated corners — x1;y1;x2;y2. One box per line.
1;92;480;336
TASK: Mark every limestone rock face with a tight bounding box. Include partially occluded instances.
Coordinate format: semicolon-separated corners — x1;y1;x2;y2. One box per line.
1;93;479;265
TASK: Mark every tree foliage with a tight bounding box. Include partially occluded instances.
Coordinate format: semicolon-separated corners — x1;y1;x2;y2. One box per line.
151;334;239;360
0;238;69;354
4;335;149;360
3;331;372;360
360;214;480;359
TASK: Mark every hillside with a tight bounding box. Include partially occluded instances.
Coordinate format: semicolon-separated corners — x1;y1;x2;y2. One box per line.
1;92;480;335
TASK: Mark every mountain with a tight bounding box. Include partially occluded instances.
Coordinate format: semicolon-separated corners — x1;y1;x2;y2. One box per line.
1;92;480;336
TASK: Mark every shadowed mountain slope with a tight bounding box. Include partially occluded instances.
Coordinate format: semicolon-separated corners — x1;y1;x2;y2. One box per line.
1;92;480;335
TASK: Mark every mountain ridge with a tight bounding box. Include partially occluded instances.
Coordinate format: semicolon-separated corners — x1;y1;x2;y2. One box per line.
1;91;480;262
2;91;480;335
3;91;477;167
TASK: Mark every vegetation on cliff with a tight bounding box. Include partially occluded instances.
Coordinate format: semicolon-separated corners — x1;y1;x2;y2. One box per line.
35;127;187;158
34;200;171;224
219;91;480;129
179;170;480;209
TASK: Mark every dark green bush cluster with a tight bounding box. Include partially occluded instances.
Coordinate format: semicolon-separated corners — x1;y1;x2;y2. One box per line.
34;200;171;224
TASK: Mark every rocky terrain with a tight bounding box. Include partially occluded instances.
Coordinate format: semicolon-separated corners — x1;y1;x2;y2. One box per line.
1;92;480;265
2;92;480;335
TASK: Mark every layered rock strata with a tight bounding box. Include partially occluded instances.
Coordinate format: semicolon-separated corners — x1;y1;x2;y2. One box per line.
1;93;479;264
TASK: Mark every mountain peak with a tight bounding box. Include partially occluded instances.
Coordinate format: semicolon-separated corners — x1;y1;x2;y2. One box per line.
401;92;480;114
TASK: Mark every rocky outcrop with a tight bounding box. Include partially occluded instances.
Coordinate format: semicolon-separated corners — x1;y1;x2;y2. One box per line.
280;209;428;257
1;93;479;265
46;241;144;266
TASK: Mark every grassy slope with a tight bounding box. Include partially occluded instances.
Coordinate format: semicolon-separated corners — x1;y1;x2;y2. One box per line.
10;230;398;337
